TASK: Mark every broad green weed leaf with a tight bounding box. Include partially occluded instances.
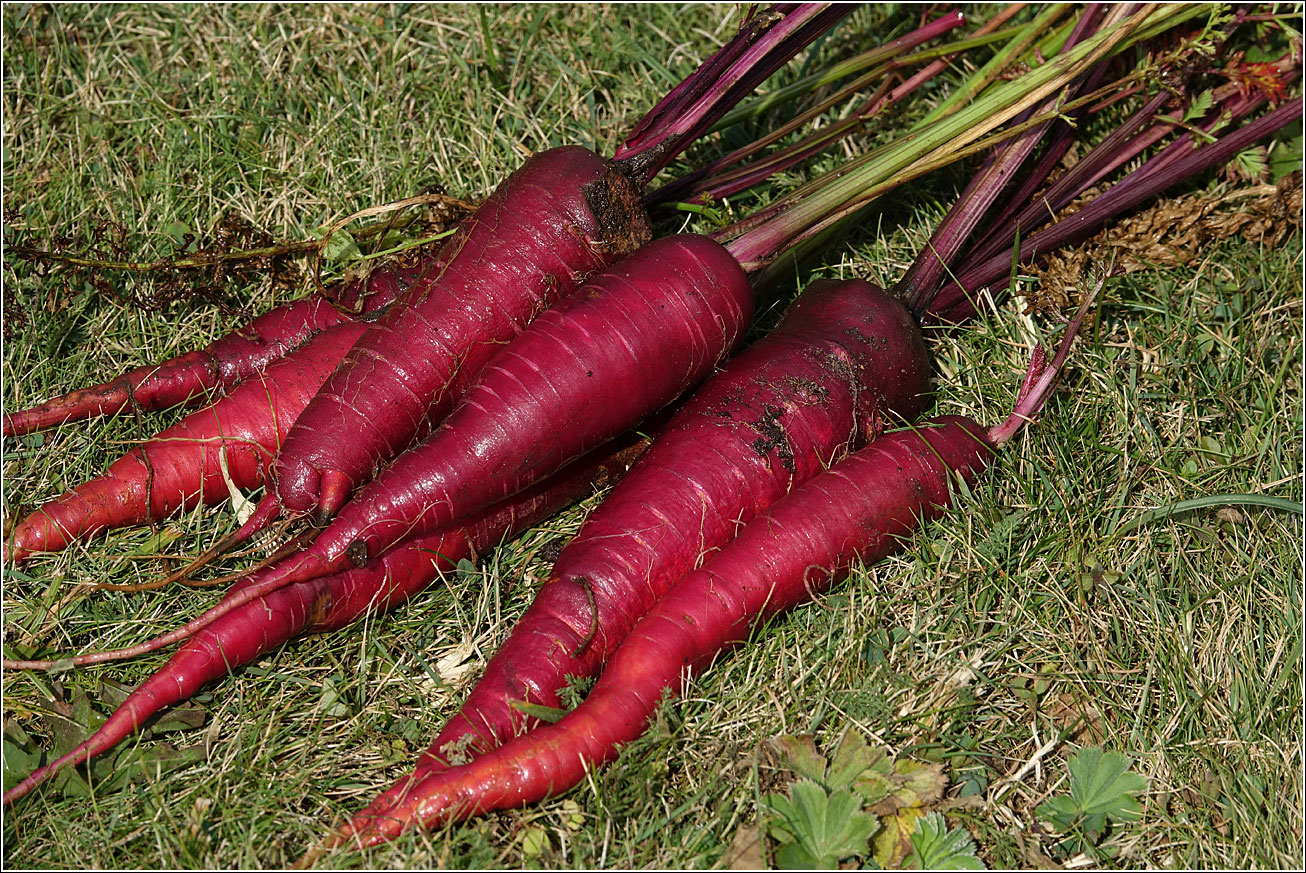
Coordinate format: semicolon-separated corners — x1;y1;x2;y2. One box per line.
1038;747;1146;852
956;765;988;798
764;780;876;869
1036;795;1082;832
905;812;985;870
1067;747;1146;823
70;688;102;734
3;720;32;747
1269;133;1303;181
50;765;92;798
2;738;41;794
520;825;550;860
162;221;193;247
872;804;927;868
558;798;585;831
852;747;896;805
763;730;955;869
146;704;208;737
317;676;351;718
92;742;204;794
761;792;799;845
1080;810;1110;843
43;689;103;759
775;840;825;870
320;228;362;263
888;759;947;810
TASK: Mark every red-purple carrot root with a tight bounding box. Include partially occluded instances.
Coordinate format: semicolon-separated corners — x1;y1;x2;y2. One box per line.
327;292;1098;851
0;278;928;684
345;277;932;829
332;415;995;849
254;5;846;528
4;317;370;563
257;146;653;527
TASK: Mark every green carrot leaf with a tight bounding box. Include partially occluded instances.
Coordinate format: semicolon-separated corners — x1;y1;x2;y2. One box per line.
1182;89;1215;123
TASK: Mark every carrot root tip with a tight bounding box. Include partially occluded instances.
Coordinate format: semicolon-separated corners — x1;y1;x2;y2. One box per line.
315;468;353;523
233;493;281;544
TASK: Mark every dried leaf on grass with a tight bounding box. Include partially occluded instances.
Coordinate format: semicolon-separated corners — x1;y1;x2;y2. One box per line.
723;824;767;870
1032;174;1304;308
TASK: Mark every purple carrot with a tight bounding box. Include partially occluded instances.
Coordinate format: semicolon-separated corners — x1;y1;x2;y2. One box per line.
252;5;846;528
344;278;931;827
212;234;754;591
259;145;654;524
9;1;1179;677
339;417;991;846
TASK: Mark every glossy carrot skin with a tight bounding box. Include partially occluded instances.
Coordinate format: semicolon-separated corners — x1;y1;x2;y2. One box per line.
340;416;993;845
1;434;647;806
303;434;649;634
350;278;932;826
2;259;429;438
241;234;753;589
268;146;652;522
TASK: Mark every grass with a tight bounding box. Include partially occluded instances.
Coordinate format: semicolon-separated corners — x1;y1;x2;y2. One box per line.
2;4;1302;869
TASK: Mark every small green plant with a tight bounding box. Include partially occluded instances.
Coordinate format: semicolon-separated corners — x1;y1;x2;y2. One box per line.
759;729;985;869
1036;746;1147;860
905;812;985;870
3;680;206;798
763;779;878;869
